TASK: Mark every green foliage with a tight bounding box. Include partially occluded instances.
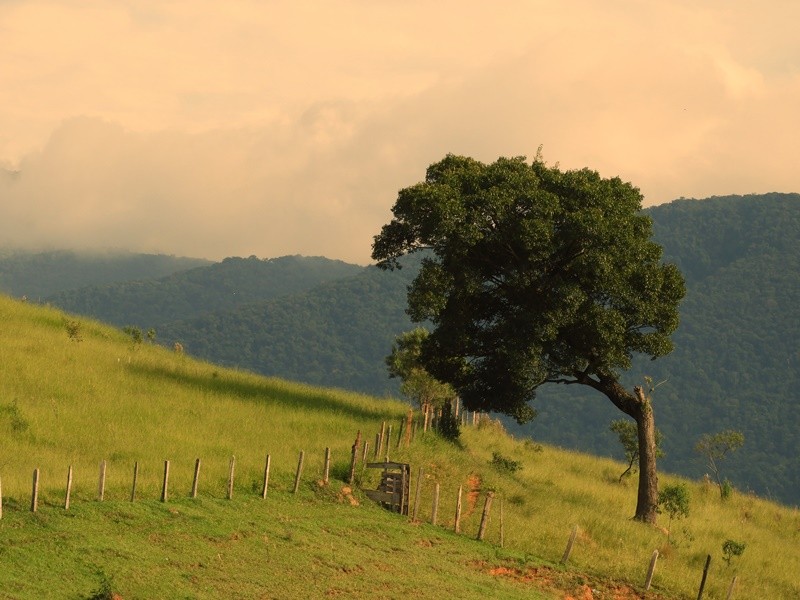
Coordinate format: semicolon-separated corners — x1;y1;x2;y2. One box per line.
720;479;734;500
3;399;30;434
122;325;143;346
437;399;461;442
658;483;690;541
722;538;747;566
386;328;458;412
47;254;362;329
609;418;664;482
695;429;745;499
65;319;83;342
86;571;114;600
158;259;418;396
490;451;522;474
372;154;685;426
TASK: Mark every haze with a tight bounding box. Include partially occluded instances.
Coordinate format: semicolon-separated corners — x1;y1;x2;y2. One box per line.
2;1;799;264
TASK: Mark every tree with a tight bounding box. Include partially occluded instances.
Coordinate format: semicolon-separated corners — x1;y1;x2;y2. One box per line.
386;328;458;409
372;154;685;523
695;429;745;498
657;483;690;542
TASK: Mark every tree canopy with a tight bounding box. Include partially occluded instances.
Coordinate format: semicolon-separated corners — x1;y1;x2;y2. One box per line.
372;154;685;423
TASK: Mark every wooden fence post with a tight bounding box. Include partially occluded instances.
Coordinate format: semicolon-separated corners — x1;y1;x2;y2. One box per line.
645;550;659;590
499;495;505;548
378;421;386;457
412;467;424;521
31;468;39;513
697;555;711;600
191;458;201;499
374;433;381;459
561;525;578;564
261;454;271;498
131;461;139;502
161;460;170;502
0;475;3;520
227;456;236;500
454;485;463;533
476;492;494;541
65;465;73;510
385;426;392;462
430;482;440;525
323;447;331;485
362;441;369;464
396;418;404;450
726;575;738;600
293;450;305;494
348;431;361;485
404;409;413;448
98;460;107;501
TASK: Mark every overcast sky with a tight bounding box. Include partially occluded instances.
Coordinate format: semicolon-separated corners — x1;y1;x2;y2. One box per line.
2;1;799;264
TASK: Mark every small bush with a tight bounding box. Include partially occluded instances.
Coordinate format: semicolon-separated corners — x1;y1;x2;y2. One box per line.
658;483;690;542
722;539;746;566
490;451;522;474
65;320;82;342
721;479;734;500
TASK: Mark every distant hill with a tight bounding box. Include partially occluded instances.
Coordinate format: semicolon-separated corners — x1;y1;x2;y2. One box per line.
37;194;800;504
47;254;364;328
0;249;211;299
156;256;419;395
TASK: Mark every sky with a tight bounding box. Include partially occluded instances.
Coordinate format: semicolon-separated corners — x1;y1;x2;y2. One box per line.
1;1;799;264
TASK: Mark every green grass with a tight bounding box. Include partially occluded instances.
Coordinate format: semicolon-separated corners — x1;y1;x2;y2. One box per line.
1;294;799;599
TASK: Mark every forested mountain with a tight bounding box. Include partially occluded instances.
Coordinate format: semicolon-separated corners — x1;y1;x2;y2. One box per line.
0;249;210;299
32;193;800;505
157;257;418;395
46;255;363;328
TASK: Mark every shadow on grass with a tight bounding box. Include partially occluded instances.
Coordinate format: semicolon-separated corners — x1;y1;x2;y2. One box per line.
126;362;394;422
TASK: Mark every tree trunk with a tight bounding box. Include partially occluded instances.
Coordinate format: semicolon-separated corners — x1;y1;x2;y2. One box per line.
582;376;659;524
632;386;659;523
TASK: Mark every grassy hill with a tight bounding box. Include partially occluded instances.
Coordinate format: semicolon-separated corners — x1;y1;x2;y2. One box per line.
1;295;798;599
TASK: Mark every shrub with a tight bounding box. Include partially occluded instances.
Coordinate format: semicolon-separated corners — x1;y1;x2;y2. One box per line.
658;483;690;542
722;539;746;566
491;452;522;474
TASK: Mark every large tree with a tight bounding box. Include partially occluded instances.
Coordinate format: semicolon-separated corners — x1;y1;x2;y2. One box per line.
372;154;685;523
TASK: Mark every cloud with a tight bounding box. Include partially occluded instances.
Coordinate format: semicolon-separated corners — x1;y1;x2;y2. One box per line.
1;1;799;263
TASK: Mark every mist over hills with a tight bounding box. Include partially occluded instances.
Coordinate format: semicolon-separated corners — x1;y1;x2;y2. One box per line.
0;249;210;299
4;192;798;505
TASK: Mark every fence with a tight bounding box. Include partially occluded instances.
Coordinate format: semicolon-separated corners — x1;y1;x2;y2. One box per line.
0;409;741;599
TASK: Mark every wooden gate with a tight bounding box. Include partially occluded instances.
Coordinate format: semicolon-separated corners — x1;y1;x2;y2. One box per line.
364;461;410;515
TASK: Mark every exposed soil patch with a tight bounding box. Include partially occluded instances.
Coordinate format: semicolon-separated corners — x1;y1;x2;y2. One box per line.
480;561;671;600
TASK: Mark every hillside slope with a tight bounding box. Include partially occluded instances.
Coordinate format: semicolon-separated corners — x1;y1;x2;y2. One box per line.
1;294;798;599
